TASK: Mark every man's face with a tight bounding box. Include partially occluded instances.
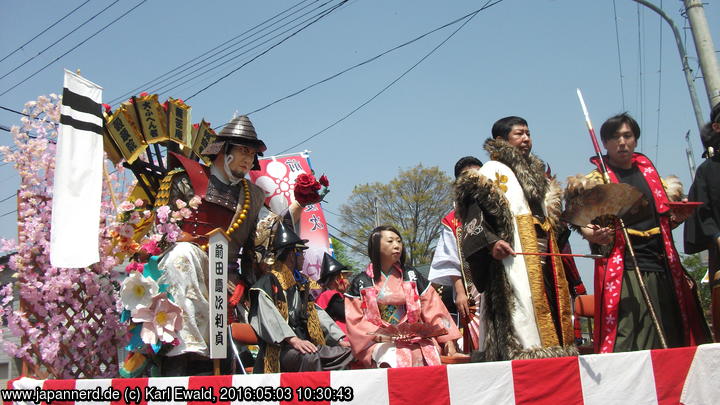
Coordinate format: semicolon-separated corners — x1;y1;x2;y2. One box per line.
602;122;637;167
507;125;532;155
225;144;257;178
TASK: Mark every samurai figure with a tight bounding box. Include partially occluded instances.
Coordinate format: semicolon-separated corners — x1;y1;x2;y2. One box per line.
155;115;266;374
570;113;710;353
248;221;353;373
454;116;577;361
685;102;720;340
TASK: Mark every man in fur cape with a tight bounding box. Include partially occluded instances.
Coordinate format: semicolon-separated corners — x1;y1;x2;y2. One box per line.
568;113;710;353
455;116;576;361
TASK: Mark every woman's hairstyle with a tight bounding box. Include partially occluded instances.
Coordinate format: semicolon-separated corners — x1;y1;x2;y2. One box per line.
367;225;407;282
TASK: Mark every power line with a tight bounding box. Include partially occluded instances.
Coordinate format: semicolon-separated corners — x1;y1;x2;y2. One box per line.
0;0;120;80
636;3;645;151
0;0;147;97
277;0;502;154
324;206;365;229
326;221;366;247
328;232;367;257
612;0;626;111
0;106;29;117
0;209;17;219
185;0;350;101
106;0;318;105
155;0;339;99
655;0;663;163
0;193;15;203
0;0;92;64
239;4;490;119
0;125;10;133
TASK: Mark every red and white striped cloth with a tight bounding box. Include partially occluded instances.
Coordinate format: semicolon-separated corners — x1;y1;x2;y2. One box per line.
7;343;719;405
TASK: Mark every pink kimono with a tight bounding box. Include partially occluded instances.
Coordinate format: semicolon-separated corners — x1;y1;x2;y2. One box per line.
344;263;461;368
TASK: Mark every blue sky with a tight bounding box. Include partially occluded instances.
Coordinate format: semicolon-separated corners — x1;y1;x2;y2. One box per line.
1;0;718;291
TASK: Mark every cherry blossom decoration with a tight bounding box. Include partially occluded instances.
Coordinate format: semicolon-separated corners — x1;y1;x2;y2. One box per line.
254;159;306;214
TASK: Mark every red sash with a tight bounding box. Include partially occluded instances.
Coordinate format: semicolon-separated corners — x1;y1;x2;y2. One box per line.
441;210;461;238
590;153;707;352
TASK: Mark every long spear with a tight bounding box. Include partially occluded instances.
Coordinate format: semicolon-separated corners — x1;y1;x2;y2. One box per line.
514;251;603;259
576;89;668;349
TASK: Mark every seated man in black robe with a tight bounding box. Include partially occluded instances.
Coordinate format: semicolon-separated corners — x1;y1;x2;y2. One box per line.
249;222;353;373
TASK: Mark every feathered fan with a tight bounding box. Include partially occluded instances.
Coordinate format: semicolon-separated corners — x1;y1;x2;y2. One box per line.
562;183;647;227
368;323;448;342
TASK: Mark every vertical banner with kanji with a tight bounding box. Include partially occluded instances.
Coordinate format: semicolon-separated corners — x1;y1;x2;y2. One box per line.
249;151;331;281
208;230;228;359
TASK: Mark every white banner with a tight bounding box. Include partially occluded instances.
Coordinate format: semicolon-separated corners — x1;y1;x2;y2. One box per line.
50;70;104;268
208;231;229;359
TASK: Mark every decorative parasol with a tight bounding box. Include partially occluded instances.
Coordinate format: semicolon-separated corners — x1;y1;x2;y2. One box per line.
562;183;647;227
368;323;447;342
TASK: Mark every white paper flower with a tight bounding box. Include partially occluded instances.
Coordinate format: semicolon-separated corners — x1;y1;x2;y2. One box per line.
132;292;183;345
120;272;159;311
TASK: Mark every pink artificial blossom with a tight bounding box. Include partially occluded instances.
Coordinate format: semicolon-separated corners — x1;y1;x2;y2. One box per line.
125;261;144;273
118;201;135;212
140;239;161;255
131;293;183;345
156;205;171;223
175;199;187;209
0;95;123;378
119;224;135;238
188;195;202;209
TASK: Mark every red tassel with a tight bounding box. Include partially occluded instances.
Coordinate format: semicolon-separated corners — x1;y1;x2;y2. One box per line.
229;282;246;307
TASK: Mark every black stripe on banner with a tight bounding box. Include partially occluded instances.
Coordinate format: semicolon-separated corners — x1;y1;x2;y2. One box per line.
60;114;103;134
62;87;102;119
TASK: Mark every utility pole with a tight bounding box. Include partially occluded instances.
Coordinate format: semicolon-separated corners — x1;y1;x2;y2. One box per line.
631;0;705;133
683;0;720;109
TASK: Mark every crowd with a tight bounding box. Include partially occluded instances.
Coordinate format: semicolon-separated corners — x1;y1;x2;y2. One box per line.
149;102;720;374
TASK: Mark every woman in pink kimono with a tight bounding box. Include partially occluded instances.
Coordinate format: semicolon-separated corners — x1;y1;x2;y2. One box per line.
344;225;461;368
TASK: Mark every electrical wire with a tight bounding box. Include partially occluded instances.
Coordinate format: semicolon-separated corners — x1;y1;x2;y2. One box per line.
0;0;92;64
328;231;368;257
0;106;30;117
277;0;502;154
326;221;366;247
612;0;626;111
0;193;15;203
0;0;119;80
185;0;349;101
0;209;17;218
654;0;663;163
0;0;147;97
636;3;645;151
156;0;340;99
238;4;494;120
106;0;318;105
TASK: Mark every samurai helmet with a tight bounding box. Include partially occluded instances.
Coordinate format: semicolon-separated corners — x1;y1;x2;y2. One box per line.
318;252;349;284
201;115;267;169
272;222;308;254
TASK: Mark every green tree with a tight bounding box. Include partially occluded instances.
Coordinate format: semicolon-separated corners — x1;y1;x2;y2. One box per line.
339;164;453;266
682;253;712;319
330;236;362;274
